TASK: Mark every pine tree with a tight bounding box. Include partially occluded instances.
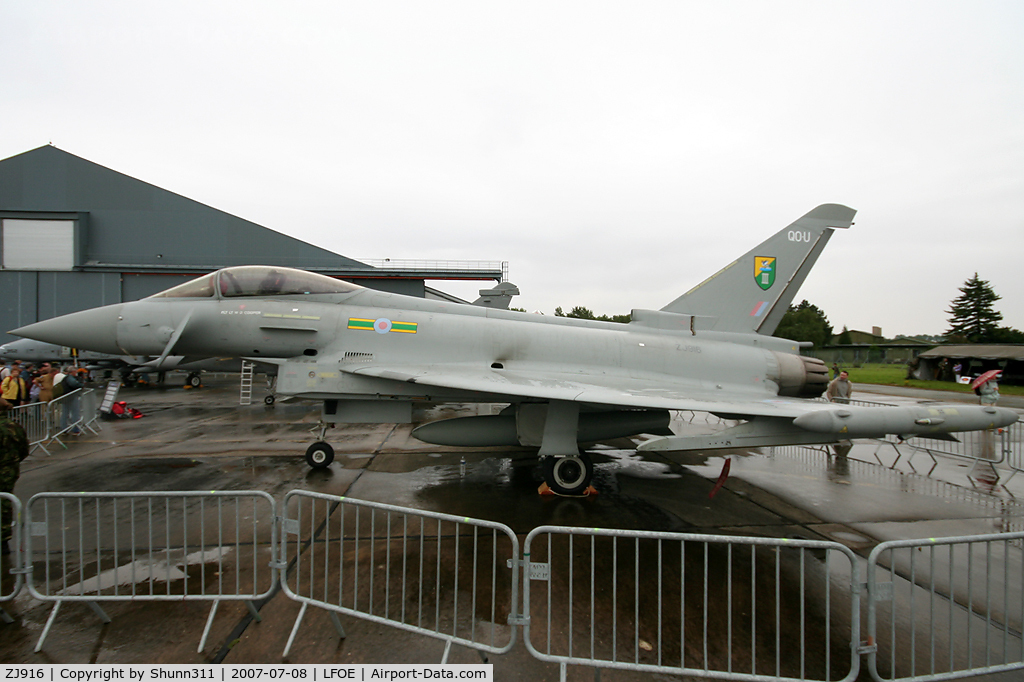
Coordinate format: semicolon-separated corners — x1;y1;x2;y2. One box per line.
944;273;1003;343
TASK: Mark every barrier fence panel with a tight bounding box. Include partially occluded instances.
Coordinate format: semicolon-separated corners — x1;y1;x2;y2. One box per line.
866;533;1024;682
9;485;1024;677
1003;423;1024;479
10;401;52;455
881;425;1018;472
25;490;277;653
8;388;101;456
1;492;22;624
523;526;861;682
80;387;101;435
279;490;520;661
46;388;86;447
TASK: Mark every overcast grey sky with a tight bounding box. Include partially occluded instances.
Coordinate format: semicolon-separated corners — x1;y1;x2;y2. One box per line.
2;1;1021;336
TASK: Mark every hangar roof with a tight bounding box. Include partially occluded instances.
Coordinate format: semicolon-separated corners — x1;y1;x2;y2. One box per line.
0;145;371;271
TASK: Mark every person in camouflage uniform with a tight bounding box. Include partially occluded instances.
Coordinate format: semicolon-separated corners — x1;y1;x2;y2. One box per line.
0;398;29;554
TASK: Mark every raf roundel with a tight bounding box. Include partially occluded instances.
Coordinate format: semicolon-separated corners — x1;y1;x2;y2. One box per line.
374;318;393;334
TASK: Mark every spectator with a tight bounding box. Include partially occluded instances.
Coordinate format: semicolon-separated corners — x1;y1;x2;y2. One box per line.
826;370;853;404
0;398;29;555
1;367;28;407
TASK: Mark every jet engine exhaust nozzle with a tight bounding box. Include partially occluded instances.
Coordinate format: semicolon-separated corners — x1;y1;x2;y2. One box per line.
771;352;829;399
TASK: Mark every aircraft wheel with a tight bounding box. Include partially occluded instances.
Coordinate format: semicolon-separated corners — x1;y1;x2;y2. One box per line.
305;441;335;469
543;454;593;495
264;395;276;405
187;373;202;388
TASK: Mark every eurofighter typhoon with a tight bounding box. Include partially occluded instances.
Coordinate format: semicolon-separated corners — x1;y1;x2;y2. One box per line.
12;205;1017;494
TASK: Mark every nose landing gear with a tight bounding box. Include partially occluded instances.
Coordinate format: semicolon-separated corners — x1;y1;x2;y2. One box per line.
305;441;335;468
305;421;335;469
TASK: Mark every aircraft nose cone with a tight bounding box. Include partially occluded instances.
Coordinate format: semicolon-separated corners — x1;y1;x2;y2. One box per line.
10;304;124;355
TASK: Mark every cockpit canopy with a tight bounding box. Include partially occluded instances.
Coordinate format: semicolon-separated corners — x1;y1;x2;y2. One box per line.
148;266;364;299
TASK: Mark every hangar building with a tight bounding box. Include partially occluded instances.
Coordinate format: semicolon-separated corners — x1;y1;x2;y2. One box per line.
0;145;505;343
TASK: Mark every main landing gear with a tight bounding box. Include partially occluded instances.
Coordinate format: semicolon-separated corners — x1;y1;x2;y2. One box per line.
534;401;595;496
305;421;335;469
541;452;594;496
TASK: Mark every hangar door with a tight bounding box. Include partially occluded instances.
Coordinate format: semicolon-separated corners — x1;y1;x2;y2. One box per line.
2;219;75;270
121;273;206;302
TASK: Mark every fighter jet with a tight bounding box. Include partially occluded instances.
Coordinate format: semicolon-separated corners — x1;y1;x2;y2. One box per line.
11;204;1018;494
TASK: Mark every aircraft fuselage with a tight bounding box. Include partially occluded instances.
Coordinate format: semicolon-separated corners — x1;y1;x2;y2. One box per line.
60;289;820;407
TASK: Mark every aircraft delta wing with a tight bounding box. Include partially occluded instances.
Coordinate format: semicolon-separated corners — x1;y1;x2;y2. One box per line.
11;205;1018;494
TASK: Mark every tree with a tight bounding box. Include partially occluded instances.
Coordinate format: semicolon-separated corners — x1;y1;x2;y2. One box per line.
837;326;852;345
566;306;596;320
773;300;833;348
991;326;1024;344
945;273;1003;343
554;306;630;323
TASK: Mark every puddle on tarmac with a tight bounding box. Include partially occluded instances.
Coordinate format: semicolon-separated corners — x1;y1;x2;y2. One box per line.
57;546;234;595
595;449;682;479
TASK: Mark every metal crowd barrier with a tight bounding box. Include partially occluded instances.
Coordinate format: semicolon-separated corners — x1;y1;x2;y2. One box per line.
8;388;101;455
812;397;900;409
1;492;22;624
866;532;1024;682
1001;422;1024;481
23;490;277;653
522;525;861;682
46;388;96;447
878;425;1019;476
5;487;1024;681
79;387;101;434
9;401;53;455
278;490;520;661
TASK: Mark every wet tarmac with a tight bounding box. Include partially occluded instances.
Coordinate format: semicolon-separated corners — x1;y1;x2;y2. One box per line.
2;375;1024;680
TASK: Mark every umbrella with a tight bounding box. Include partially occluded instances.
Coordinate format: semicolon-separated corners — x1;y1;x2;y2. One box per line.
970;370;1001;390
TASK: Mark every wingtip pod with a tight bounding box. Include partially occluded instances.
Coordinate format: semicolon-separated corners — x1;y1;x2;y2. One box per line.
793;404;1018;439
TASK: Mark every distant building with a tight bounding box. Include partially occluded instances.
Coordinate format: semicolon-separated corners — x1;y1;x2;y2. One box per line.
0;145;505;342
816;327;932;366
832;328;886;345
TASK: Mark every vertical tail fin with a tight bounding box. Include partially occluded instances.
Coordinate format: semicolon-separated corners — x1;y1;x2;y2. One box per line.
660;204;856;335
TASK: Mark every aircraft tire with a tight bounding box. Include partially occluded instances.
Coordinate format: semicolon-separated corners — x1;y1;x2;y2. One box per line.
305;441;335;469
543;454;593;495
264;395;276;405
187;373;202;388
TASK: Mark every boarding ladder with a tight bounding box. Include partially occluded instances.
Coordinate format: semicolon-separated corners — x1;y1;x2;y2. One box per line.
239;361;254;405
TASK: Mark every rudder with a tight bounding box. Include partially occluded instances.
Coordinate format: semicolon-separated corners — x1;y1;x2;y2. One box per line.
660;204;856;335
